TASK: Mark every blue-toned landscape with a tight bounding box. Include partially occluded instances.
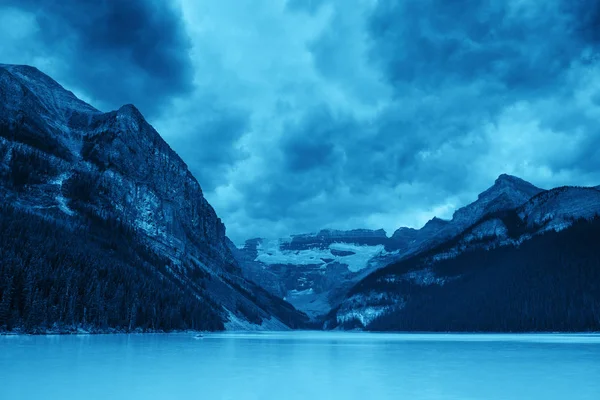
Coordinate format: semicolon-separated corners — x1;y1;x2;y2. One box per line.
2;0;600;399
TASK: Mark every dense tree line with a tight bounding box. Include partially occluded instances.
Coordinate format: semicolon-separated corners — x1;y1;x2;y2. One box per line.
0;203;225;333
344;217;600;332
0;121;72;161
8;146;61;188
0;137;65;190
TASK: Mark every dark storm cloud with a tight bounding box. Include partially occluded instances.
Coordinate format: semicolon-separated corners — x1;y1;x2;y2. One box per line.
164;101;250;192
1;0;193;116
236;107;352;222
242;0;600;241
367;0;600;92
280;107;346;172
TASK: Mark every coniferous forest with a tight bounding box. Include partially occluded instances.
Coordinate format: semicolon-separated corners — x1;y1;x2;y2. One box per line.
344;217;600;332
0;203;225;333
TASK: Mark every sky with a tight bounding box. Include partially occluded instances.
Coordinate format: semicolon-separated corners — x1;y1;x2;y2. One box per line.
1;0;600;244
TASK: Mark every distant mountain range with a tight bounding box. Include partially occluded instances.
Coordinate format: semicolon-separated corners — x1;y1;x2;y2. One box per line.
0;64;308;333
233;175;600;331
230;229;392;317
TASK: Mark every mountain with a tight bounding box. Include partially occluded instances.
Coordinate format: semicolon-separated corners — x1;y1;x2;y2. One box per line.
233;174;546;318
388;174;544;255
231;229;396;318
0;64;307;333
325;183;600;331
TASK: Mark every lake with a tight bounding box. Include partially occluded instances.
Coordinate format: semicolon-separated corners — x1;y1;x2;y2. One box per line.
1;332;600;399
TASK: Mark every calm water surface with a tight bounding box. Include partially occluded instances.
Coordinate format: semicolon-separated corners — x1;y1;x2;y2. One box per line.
1;332;600;400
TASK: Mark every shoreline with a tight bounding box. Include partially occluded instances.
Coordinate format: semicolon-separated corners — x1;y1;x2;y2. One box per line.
3;329;600;337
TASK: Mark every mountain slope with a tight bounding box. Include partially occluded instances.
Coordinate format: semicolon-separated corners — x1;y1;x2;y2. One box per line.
388;174;544;254
326;183;600;331
331;216;600;332
0;64;307;333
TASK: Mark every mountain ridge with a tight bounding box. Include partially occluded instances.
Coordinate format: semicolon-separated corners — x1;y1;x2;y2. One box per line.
326;182;600;330
234;174;598;322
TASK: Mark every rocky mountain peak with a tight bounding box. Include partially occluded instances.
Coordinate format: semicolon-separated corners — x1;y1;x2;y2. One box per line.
496;173;525;184
389;216;450;252
0;63;99;116
391;226;418;240
423;217;450;229
389;175;544;256
243;238;263;250
452;174;543;228
481;173;542;200
117;103;144;121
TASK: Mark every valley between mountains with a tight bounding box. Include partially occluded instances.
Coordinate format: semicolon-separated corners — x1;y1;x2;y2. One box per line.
1;64;599;334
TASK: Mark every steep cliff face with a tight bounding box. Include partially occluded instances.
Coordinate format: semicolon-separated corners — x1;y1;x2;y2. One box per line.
78;103;238;273
0;64;307;332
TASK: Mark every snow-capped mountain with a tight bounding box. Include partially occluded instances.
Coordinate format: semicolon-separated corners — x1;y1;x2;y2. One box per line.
0;64;307;332
232;229;396;317
327;180;600;331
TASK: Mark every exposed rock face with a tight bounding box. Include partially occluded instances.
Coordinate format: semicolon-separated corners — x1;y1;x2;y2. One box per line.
283;229;388;250
455;174;544;225
388;174;544;256
233;230;395;318
80;103;238;273
0;64;307;330
228;238;287;298
1;64;234;272
518;187;600;231
390;217;450;254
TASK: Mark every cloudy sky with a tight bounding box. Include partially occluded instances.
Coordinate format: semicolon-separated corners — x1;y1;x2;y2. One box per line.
2;0;600;243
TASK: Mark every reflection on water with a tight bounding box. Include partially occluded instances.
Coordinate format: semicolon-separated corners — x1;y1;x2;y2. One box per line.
1;332;600;400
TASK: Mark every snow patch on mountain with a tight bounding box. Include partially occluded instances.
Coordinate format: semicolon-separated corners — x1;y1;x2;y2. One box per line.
255;240;387;272
49;172;75;216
